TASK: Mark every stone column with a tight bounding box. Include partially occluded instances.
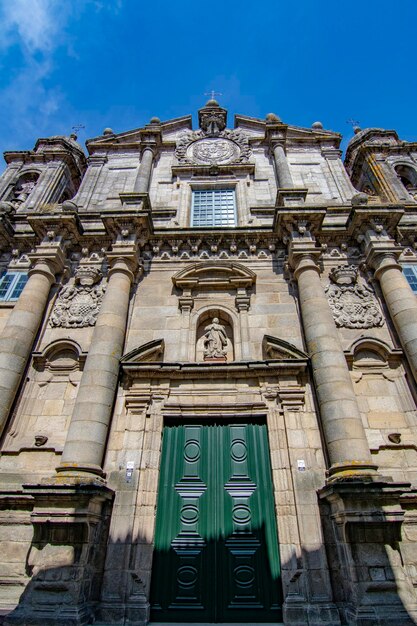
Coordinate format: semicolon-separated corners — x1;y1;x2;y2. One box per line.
57;252;139;482
0;244;65;437
134;147;154;194
272;144;293;189
367;242;417;384
289;237;377;481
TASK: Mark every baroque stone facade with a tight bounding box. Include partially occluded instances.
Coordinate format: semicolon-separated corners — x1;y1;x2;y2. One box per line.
0;100;416;626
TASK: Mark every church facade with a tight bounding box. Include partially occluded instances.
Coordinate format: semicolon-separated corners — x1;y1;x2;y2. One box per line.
0;100;416;626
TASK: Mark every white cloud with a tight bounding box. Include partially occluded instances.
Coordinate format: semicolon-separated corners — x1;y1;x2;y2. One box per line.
0;0;68;54
0;0;122;150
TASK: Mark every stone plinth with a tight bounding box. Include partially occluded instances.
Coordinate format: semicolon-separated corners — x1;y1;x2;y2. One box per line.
3;484;113;626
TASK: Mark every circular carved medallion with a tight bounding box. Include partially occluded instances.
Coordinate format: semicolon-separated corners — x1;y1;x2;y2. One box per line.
187;138;240;165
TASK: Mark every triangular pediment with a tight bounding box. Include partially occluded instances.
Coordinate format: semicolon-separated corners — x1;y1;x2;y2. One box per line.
86;116;192;151
262;335;308;360
121;339;165;363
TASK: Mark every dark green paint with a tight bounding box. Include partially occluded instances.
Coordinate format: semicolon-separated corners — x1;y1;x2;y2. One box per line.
150;421;282;623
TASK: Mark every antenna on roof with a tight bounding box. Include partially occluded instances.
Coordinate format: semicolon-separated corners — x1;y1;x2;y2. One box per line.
346;118;362;134
346;118;360;128
72;124;85;134
71;124;85;139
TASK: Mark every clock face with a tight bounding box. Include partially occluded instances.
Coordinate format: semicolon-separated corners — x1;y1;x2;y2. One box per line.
187;137;240;165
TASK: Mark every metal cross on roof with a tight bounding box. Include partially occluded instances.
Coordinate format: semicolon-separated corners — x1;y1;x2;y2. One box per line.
204;90;223;101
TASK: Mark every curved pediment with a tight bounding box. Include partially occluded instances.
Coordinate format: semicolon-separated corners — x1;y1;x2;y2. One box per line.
122;339;165;363
172;261;256;290
262;335;308;361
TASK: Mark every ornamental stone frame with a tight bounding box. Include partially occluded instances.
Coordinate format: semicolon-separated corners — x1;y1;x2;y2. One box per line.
172;261;255;361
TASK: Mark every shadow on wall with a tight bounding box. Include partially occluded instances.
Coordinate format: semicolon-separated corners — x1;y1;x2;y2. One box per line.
2;499;417;626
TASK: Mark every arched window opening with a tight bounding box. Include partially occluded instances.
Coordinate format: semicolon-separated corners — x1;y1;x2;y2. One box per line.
10;172;40;205
58;188;74;204
394;164;417;193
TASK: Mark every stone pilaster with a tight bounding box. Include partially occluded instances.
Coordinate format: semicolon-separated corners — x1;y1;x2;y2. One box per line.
0;236;65;438
288;232;377;481
57;232;141;483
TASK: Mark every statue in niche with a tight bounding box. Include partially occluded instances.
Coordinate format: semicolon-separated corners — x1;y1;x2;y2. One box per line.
203;317;228;360
12;177;37;205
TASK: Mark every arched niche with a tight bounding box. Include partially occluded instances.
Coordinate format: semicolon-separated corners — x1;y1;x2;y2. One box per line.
345;337;415;434
394;164;417;192
345;337;400;370
193;307;237;362
9;171;40;205
33;339;85;374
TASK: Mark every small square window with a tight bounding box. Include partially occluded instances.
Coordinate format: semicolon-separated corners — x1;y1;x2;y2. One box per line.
403;266;417;293
191;189;236;227
0;272;28;301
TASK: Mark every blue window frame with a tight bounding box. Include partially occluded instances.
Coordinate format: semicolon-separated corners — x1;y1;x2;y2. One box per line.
403;266;417;293
191;189;236;227
0;272;28;301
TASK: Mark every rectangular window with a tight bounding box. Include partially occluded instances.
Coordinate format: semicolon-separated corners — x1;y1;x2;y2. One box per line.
191;189;236;227
0;272;28;301
403;266;417;293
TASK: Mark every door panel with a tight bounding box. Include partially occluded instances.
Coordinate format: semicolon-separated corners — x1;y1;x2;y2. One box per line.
150;422;282;623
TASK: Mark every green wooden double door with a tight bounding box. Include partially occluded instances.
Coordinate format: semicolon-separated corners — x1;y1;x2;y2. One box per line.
150;421;283;623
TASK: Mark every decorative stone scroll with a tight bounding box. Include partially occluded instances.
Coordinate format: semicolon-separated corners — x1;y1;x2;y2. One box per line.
175;128;251;165
49;266;105;328
325;265;384;329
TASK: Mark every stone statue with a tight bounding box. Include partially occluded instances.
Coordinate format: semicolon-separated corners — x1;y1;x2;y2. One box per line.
203;317;228;359
13;179;36;204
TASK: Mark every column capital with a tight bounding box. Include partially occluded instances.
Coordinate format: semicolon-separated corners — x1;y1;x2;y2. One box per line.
365;241;403;279
140;143;158;158
139;124;162;156
287;234;323;277
264;121;289;147
107;253;143;283
28;240;67;278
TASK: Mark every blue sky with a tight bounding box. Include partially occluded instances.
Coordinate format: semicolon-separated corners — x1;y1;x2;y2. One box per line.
0;0;416;160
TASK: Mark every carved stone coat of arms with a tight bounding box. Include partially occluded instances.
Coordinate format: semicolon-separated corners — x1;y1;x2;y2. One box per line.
49;266;106;328
325;265;384;329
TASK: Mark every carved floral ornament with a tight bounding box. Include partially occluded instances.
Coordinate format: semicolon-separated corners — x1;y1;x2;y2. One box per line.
49;266;105;328
325;265;384;329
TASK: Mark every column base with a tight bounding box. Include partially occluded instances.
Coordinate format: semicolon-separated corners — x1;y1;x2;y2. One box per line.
55;462;107;485
326;461;380;483
276;187;308;206
283;599;341;626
